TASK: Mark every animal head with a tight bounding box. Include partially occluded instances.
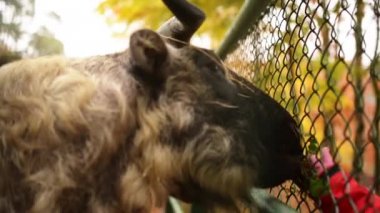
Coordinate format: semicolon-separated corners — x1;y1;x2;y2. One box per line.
124;7;307;208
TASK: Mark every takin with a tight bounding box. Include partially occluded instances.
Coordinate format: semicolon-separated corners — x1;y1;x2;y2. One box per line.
0;0;308;212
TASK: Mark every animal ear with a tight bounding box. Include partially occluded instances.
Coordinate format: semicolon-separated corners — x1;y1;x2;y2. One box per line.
129;29;168;79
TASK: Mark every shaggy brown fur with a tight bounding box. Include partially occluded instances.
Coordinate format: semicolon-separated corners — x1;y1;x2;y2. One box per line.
0;29;259;212
0;0;309;212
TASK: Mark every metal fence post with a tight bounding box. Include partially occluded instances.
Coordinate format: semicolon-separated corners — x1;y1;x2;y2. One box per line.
216;0;272;59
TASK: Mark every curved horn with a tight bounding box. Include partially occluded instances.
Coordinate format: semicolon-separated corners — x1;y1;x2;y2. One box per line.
158;0;205;42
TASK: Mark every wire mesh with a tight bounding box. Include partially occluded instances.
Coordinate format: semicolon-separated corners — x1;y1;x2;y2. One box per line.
225;0;380;212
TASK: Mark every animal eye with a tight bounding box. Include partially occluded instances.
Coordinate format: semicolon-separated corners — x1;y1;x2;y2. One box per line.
208;64;222;74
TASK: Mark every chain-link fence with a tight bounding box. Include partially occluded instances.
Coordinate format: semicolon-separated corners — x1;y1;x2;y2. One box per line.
224;0;379;212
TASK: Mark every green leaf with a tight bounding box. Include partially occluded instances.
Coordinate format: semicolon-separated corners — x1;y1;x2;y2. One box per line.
166;197;184;213
251;188;298;213
307;137;319;154
309;178;329;198
190;204;207;213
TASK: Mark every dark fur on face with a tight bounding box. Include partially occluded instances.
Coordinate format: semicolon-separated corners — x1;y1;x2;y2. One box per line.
0;28;306;213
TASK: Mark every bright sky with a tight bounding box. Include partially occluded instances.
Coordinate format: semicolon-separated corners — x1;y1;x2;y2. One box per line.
31;0;211;58
32;0;128;57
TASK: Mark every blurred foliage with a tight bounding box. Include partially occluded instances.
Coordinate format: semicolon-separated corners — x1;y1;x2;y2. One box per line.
0;42;21;66
97;0;243;47
0;0;63;64
28;26;63;57
0;0;35;42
